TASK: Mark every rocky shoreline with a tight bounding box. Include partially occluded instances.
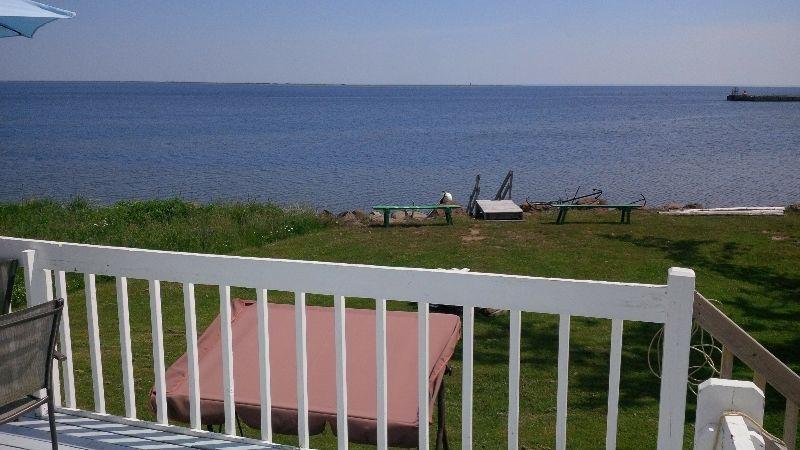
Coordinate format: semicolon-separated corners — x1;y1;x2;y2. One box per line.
320;201;800;226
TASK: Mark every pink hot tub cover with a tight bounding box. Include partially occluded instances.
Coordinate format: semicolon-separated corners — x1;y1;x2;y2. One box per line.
150;299;461;447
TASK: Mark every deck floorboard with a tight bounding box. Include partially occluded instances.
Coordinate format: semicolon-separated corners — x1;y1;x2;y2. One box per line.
0;410;291;450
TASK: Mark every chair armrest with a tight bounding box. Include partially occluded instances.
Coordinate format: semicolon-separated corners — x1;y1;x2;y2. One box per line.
53;350;67;362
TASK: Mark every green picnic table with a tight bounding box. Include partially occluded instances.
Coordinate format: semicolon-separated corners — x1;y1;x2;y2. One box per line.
372;204;462;227
553;204;643;224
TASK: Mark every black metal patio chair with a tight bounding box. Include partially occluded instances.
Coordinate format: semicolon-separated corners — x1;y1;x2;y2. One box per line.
0;298;65;450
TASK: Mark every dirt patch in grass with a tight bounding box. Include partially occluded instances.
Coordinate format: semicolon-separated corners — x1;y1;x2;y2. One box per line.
461;227;486;242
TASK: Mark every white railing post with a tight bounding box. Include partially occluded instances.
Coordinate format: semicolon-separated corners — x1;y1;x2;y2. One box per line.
149;279;167;424
183;282;201;430
220;285;236;435
295;291;310;447
555;314;570;450
85;273;106;414
116;276;136;419
418;301;430;450
334;294;348;449
605;319;624;450
55;270;76;409
694;378;765;450
508;309;521;450
257;288;273;442
376;298;388;450
461;305;475;450
657;267;695;449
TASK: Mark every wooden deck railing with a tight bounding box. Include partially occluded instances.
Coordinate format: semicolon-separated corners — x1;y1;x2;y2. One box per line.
1;236;697;450
693;292;800;449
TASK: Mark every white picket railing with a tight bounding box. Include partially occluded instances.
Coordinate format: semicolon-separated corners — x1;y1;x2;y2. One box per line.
0;236;696;449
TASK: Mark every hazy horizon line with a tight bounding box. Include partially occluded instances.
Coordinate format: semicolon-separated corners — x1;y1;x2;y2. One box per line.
3;80;799;88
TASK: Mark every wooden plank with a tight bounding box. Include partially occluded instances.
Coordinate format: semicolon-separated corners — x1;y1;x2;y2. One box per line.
754;372;768;392
508;309;521;450
149;279;167;425
694;292;800;406
555;314;570;450
418;302;430;450
257;288;273;442
219;285;236;435
334;294;348;449
785;399;798;450
605;319;624;450
183;283;201;430
656;268;694;450
376;299;388;450
55;270;76;409
461;305;474;450
295;291;310;447
116;276;136;419
84;273;106;414
720;346;734;379
0;237;670;323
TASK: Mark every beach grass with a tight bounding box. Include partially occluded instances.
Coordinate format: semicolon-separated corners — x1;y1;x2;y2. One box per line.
1;200;798;449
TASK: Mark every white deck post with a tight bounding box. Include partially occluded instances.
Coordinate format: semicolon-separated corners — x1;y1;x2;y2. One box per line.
295;291;310;447
149;279;167;424
257;288;273;442
116;276;136;419
694;378;765;450
334;294;348;449
461;305;474;450
55;270;76;409
657;268;695;449
555;314;570;450
85;273;106;414
220;285;236;435
508;309;521;450
605;319;624;450
183;282;201;430
376;298;388;450
418;301;430;450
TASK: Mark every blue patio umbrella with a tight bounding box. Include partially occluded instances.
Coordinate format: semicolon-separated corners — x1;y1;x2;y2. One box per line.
0;0;74;38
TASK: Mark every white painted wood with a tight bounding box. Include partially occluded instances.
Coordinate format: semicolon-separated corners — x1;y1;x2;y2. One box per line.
84;273;106;414
148;279;167;425
0;237;670;323
508;309;521;450
657;267;695;450
461;305;474;450
475;199;523;213
605;319;624;450
115;276;136;419
55;270;76;409
183;282;201;430
21;249;45;306
694;379;765;450
257;288;273;442
294;291;310;448
555;314;570;450
376;298;388;450
418;302;430;450
43;270;61;408
219;285;236;436
20;250;48;417
334;294;348;449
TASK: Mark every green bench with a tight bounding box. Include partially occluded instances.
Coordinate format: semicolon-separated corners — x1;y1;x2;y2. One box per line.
372;205;462;227
553;204;643;224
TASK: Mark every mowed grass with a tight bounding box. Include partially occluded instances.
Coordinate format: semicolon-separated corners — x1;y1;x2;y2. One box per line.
1;200;798;449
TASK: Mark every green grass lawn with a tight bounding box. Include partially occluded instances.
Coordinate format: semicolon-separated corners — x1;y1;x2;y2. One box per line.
2;200;798;449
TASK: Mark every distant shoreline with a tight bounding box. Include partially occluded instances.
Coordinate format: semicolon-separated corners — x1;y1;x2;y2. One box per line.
2;80;800;89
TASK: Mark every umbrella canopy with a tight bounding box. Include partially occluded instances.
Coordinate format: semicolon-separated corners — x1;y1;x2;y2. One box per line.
0;0;74;38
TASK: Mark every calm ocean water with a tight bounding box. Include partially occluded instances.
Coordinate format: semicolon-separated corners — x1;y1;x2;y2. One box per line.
1;82;798;210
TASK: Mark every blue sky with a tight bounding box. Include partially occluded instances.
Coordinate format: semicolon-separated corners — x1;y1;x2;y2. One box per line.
2;0;799;85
